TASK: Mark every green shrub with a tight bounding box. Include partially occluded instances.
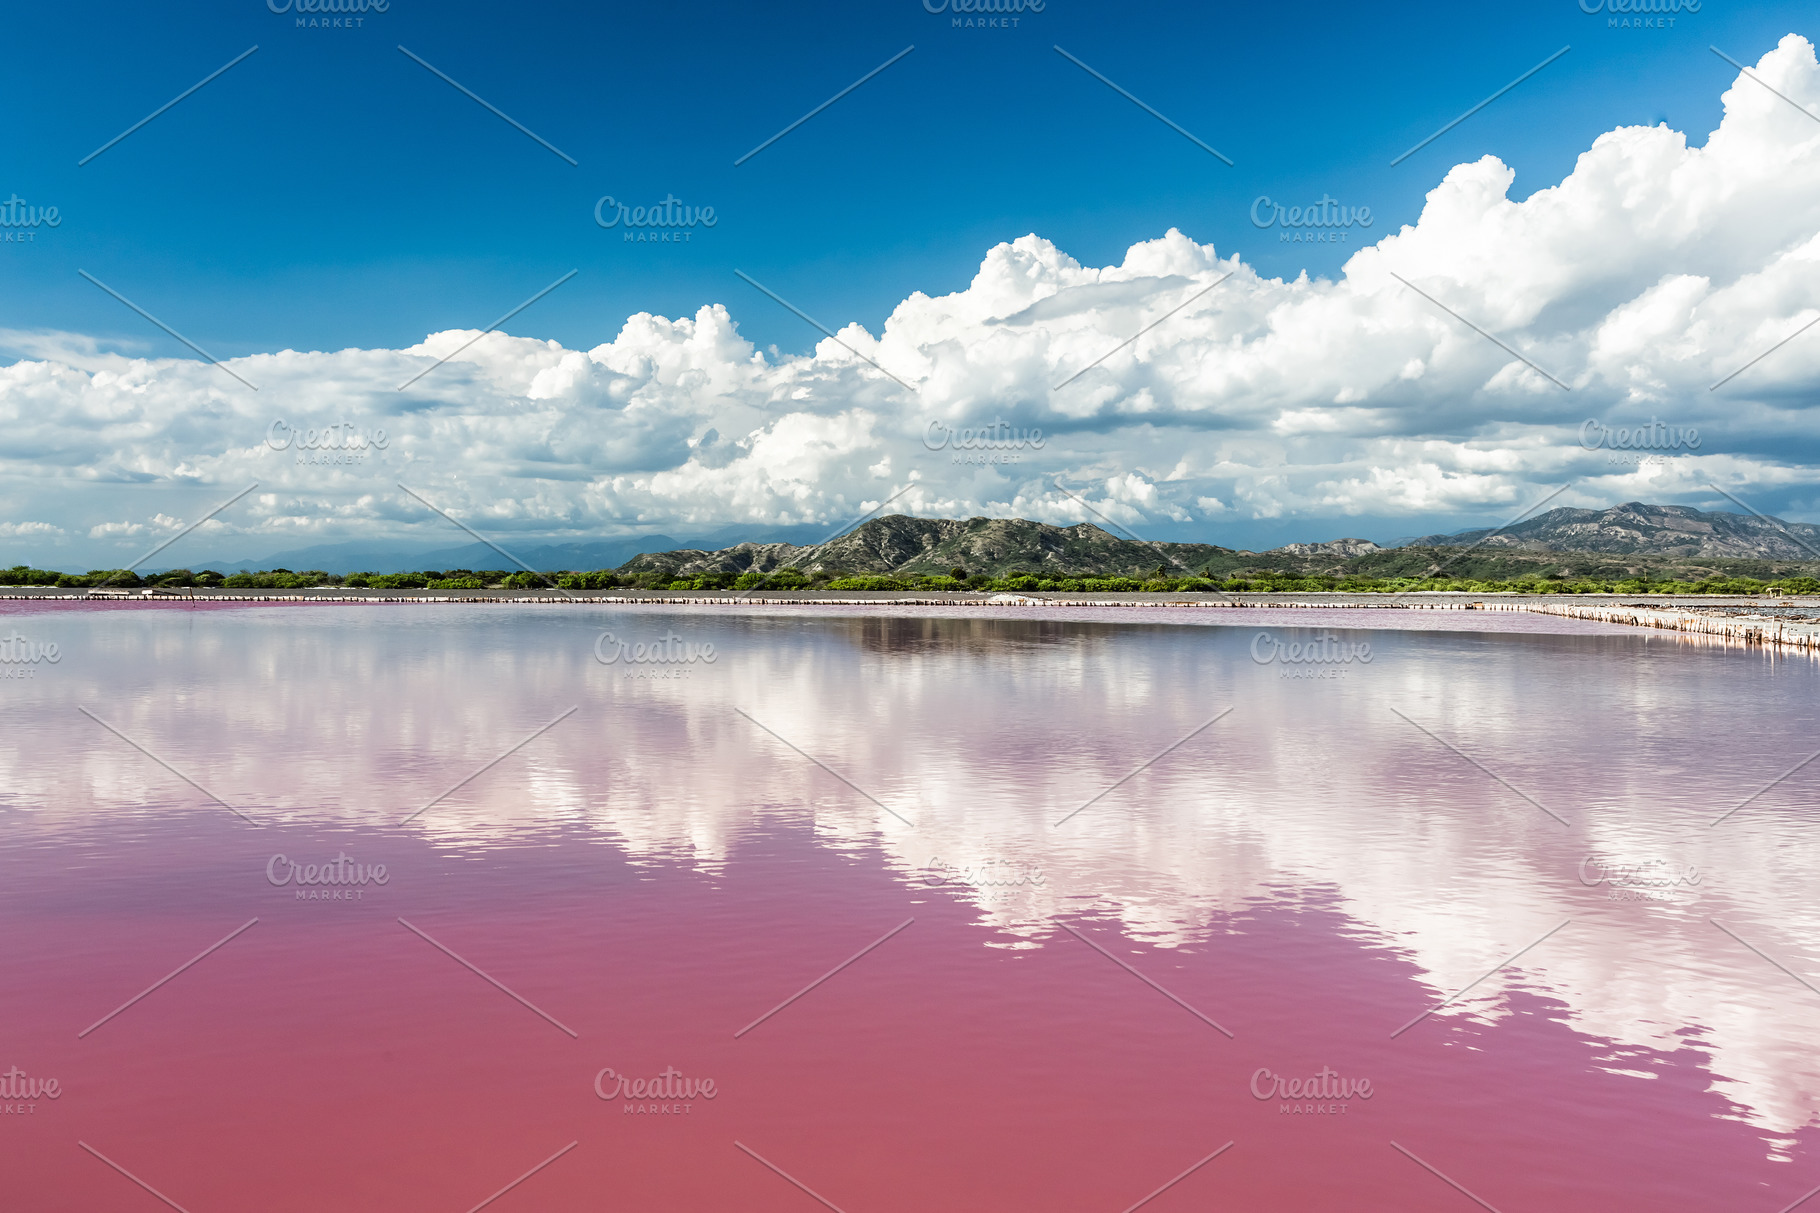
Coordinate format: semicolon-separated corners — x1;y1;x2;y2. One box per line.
3;566;60;586
81;569;142;588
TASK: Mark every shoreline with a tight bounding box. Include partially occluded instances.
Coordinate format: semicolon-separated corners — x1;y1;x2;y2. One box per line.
1484;600;1820;654
7;587;1820;652
4;587;1815;609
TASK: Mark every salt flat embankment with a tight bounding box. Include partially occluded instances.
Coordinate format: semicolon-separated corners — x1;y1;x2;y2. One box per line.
9;587;1820;653
1486;601;1820;654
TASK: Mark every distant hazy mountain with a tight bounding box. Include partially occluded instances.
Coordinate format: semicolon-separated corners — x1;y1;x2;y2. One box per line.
199;522;834;574
198;536;681;575
1270;538;1383;557
623;515;1241;578
1407;502;1820;559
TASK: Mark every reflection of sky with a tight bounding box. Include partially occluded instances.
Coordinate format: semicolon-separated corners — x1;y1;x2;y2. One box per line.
7;601;1820;1139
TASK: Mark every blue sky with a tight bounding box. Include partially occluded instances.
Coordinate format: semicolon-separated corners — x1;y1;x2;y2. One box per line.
6;0;1820;564
7;0;1790;357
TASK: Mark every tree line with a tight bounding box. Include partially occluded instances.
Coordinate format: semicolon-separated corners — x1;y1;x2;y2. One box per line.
5;563;1817;596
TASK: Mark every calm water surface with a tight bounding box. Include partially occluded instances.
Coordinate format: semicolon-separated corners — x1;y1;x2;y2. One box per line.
2;601;1818;1212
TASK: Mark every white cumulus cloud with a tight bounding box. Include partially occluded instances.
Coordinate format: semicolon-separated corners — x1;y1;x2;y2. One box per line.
5;36;1820;562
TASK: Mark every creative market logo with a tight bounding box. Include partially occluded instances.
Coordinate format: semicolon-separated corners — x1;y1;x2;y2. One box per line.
1;195;61;245
1579;856;1701;901
1251;1066;1373;1115
924;0;1042;29
926;856;1046;901
1;1066;62;1115
266;420;390;466
1251;632;1373;679
595;195;717;244
0;632;61;679
1578;417;1698;466
1579;0;1696;31
267;853;390;901
595;1066;718;1115
1251;195;1372;244
923;420;1045;466
594;631;719;679
267;0;387;29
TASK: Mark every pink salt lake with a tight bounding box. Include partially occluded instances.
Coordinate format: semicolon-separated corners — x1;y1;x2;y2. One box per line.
2;600;1817;1212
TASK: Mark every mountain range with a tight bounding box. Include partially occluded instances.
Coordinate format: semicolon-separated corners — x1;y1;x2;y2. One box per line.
620;502;1820;581
1407;502;1820;560
131;501;1820;578
620;515;1232;579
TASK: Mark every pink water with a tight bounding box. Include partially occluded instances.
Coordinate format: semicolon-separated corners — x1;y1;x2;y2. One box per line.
3;602;1818;1211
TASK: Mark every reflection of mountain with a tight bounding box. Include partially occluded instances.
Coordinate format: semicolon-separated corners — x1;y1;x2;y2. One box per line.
10;602;1820;1136
824;613;1110;657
